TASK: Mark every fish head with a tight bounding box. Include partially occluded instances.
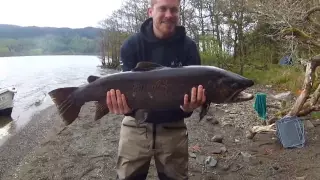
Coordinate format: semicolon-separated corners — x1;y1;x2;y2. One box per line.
226;79;254;103
208;70;254;103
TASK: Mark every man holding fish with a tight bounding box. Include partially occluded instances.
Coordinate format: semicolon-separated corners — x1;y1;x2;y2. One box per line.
48;0;254;179
107;0;205;179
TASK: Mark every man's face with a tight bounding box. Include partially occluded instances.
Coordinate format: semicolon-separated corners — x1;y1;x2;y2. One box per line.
148;0;180;37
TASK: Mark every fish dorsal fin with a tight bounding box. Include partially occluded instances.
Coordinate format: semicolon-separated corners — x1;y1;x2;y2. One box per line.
87;75;100;83
132;61;165;71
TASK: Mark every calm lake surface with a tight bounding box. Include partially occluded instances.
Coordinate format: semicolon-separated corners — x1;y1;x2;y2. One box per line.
0;55;117;143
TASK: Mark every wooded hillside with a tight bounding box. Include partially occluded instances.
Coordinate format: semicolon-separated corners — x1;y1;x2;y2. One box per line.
0;24;101;57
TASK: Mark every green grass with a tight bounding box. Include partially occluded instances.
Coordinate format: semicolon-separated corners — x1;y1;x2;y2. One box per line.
311;112;320;120
242;64;305;92
202;60;305;93
200;50;307;94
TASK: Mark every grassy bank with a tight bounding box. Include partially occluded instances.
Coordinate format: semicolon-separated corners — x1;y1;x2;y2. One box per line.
201;56;305;93
242;63;320;120
243;64;305;93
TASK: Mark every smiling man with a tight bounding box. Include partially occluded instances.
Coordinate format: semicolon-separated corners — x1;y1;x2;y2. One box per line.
106;0;205;179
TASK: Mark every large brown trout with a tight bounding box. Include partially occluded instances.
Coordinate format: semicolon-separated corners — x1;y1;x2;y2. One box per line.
48;61;254;125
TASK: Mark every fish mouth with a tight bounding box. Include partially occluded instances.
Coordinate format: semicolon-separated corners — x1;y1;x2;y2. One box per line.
229;88;254;103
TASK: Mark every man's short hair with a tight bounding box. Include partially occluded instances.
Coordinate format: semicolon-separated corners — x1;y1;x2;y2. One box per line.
149;0;181;7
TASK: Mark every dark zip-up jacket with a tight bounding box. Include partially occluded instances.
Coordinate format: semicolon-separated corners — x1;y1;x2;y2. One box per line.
120;17;201;124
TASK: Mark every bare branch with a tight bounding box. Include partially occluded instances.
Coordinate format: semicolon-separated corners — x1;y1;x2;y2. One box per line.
288;54;320;116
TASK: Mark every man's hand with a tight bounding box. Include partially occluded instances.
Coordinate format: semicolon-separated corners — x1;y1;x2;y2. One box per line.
180;85;206;112
106;89;132;114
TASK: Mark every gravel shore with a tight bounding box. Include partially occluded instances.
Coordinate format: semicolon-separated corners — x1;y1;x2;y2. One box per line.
1;85;320;180
0;105;59;179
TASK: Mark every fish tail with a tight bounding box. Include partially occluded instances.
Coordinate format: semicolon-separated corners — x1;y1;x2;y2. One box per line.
48;87;81;125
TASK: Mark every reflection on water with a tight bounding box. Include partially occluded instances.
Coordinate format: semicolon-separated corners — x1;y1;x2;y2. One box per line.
0;55;119;144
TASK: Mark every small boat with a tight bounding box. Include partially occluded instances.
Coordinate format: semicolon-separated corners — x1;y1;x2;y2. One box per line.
0;87;17;117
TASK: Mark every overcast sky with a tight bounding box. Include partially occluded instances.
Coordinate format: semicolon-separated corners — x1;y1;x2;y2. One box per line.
0;0;123;28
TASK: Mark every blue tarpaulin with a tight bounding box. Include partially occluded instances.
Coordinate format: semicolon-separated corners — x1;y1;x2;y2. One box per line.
279;55;293;65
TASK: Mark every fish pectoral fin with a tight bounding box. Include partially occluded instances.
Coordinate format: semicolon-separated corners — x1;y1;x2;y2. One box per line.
87;75;100;83
134;109;149;126
132;61;165;71
199;102;211;122
94;101;109;120
48;87;82;125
